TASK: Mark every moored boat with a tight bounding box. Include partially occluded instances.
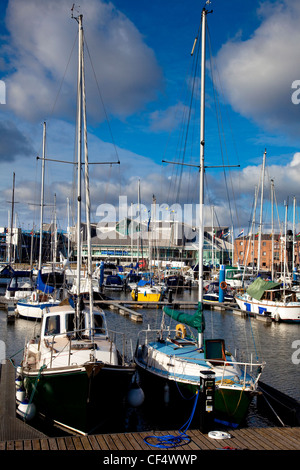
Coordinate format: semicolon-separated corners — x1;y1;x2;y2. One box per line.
235;277;300;323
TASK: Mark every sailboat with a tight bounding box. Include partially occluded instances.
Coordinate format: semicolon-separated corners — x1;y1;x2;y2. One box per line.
134;6;265;428
16;123;61;320
17;13;135;435
235;277;300;323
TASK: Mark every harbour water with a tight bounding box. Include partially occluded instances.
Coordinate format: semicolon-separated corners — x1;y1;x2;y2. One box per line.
1;287;300;435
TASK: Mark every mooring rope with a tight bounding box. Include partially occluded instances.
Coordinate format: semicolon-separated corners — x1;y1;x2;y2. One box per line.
143;391;199;448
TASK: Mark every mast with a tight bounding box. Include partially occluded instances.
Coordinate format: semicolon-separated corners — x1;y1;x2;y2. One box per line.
75;14;83;323
271;179;274;280
257;149;266;272
81;13;94;335
198;7;207;349
8;172;15;264
38;122;46;272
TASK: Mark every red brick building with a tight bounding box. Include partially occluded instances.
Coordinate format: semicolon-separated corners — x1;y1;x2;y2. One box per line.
233;232;300;272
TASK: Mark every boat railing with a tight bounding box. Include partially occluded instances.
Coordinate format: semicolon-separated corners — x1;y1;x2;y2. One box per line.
136;327;265;388
43;327;128;367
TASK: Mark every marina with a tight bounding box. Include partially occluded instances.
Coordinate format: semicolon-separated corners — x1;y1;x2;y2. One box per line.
1;0;300;457
1;285;300;451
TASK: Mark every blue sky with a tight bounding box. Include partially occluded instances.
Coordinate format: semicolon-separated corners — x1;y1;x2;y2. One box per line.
1;0;300;237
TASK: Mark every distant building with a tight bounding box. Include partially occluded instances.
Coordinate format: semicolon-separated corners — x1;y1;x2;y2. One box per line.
233;230;299;273
70;219;232;267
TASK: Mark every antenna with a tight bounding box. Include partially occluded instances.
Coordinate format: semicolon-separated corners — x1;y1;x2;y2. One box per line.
71;3;81;19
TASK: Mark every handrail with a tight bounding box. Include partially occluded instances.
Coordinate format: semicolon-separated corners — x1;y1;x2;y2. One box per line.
43;327;127;367
136;327;265;389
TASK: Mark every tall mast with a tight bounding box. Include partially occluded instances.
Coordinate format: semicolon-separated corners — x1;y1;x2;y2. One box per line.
76;14;83;321
38;122;46;272
198;7;207;349
257;149;266;272
81;13;94;334
8;172;15;264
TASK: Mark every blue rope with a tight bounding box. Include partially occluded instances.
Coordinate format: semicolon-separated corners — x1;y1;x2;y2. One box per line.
143;391;199;448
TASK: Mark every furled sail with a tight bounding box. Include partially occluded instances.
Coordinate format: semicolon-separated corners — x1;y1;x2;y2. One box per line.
163;302;205;333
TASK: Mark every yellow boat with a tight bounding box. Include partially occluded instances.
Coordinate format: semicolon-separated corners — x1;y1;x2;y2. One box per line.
131;284;162;302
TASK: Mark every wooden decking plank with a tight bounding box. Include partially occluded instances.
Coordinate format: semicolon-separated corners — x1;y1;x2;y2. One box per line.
31;439;41;450
130;431;156;451
239;428;280;450
48;437;59;451
186;430;216;450
64;436;75;450
72;436;84;450
103;433;118;450
108;433;127;450
265;427;300;450
226;430;253;450
14;440;23;450
116;432;135;450
23;439;32;450
87;435;101;450
235;428;268;450
80;435;92;450
40;437;50;450
124;432;146;450
56;437;67;450
94;434;110;450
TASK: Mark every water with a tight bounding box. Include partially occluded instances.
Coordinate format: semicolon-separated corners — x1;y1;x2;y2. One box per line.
1;288;300;434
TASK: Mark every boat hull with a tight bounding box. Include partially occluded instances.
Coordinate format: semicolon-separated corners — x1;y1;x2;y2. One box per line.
235;295;300;323
135;360;253;428
20;363;135;435
131;290;162;302
17;300;60;320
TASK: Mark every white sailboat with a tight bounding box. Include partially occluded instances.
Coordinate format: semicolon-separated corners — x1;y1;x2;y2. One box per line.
17;12;135;435
134;6;265;428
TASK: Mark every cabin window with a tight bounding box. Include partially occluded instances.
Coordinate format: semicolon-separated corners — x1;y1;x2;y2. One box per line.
66;313;76;333
94;314;106;334
45;315;60;336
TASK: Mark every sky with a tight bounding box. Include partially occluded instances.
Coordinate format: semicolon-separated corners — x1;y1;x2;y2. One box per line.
1;0;300;238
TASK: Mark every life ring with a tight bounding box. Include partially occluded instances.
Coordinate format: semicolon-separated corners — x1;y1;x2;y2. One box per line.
176;323;186;339
220;281;227;290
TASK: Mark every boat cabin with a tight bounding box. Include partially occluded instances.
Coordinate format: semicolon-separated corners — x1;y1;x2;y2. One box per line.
41;305;109;341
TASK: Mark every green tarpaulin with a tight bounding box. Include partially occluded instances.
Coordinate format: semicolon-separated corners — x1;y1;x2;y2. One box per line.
246;277;281;301
163;302;205;333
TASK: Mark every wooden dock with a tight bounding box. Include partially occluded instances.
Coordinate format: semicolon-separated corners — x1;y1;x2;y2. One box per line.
1;359;299;453
1;425;300;451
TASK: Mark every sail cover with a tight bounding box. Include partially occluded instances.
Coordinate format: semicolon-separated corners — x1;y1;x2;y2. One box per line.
246;277;281;301
36;270;54;294
163;302;205;333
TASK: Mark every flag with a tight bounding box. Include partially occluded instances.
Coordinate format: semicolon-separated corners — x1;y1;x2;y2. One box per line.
296;232;300;238
237;229;244;238
223;230;231;239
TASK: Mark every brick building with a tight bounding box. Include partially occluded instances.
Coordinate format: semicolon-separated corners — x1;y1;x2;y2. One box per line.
233;231;299;273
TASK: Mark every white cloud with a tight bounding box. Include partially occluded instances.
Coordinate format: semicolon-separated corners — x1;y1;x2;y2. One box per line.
215;0;300;137
4;0;162;123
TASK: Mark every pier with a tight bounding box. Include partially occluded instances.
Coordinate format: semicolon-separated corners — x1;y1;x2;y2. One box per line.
1;358;300;452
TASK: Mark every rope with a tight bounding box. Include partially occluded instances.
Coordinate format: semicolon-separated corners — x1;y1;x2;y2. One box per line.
143;391;199;448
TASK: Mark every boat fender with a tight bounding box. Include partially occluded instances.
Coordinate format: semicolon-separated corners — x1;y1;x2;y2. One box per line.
32;292;37;302
127;384;145;407
220;281;227;290
163;383;170;405
17;399;36;421
175;323;186;339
